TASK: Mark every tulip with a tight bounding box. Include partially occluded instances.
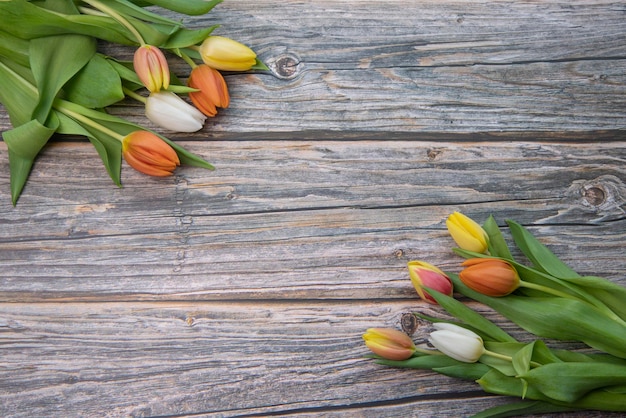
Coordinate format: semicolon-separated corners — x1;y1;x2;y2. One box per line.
407;261;453;304
459;258;520;297
145;91;206;132
122;131;180;176
446;211;489;253
198;36;257;71
188;64;230;117
133;45;170;92
428;323;485;363
363;328;416;361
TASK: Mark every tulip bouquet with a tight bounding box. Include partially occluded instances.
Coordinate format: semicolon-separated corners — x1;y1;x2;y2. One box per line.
363;212;626;417
0;0;266;205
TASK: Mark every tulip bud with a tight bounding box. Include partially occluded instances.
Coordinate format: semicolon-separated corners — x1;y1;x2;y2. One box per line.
459;258;520;297
363;328;416;361
198;36;257;72
428;323;485;363
133;45;170;93
188;64;230;117
145;91;206;132
407;261;453;304
446;211;489;253
122;131;180;176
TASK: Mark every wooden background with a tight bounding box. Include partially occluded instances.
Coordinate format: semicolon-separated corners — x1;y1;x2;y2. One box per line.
1;1;625;416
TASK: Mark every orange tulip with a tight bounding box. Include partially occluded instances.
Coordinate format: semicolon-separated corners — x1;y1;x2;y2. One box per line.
188;64;230;117
459;258;520;297
122;131;179;176
363;328;416;361
133;45;170;92
407;261;454;304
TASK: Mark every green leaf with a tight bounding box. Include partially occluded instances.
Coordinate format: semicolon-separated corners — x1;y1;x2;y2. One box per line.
506;220;579;279
471;400;578;418
137;0;223;16
0;58;39;127
518;362;626;403
56;98;215;171
64;54;125;108
0;0;167;46
433;363;491;380
3;119;57;205
483;215;514;259
90;0;183;26
29;33;96;123
0;29;30;67
477;368;626;411
252;57;270;71
427;284;517;343
54;111;122;186
451;275;626;359
161;26;218;49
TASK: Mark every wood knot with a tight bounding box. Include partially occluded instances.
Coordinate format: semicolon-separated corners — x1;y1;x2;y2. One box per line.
270;53;301;79
566;175;626;222
583;186;606;207
400;313;419;336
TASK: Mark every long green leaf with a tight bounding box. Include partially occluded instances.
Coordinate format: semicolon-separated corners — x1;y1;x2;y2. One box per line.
0;57;39;127
483;215;514;259
54;111;122;186
426;285;517;343
56;98;215;171
507;220;579;278
29;33;96;123
0;0;167;46
0;29;30;67
3;119;57;205
136;0;223;16
471;400;578;418
64;54;125;109
518;362;626;403
451;275;626;358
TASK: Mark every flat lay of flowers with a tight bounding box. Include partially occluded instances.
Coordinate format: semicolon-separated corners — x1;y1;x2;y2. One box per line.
363;212;626;417
0;0;266;205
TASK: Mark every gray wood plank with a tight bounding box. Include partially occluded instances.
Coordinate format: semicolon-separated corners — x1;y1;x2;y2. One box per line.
1;140;624;301
0;301;620;417
59;0;625;137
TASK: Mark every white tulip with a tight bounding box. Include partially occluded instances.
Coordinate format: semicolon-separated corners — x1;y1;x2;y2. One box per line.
428;322;485;363
145;91;206;132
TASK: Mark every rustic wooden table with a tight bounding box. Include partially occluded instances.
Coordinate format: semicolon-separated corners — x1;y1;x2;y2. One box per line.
1;1;625;416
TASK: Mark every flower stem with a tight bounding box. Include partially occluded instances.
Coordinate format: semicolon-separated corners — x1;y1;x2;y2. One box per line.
179;51;198;69
123;87;147;104
55;103;125;143
81;0;146;45
483;349;541;368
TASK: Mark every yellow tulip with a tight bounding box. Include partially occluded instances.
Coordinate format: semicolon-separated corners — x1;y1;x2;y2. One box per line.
198;36;257;71
446;211;489;253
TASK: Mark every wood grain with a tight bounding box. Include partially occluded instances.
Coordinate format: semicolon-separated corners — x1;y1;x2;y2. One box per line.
1;1;626;416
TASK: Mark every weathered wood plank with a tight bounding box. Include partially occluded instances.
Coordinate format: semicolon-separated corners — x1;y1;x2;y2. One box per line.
1;140;624;301
0;301;619;417
0;0;613;137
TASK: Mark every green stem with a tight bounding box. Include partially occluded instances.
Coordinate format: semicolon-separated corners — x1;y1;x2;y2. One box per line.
179;50;198;69
55;102;124;143
123;87;147;104
483;349;541;368
81;0;146;45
